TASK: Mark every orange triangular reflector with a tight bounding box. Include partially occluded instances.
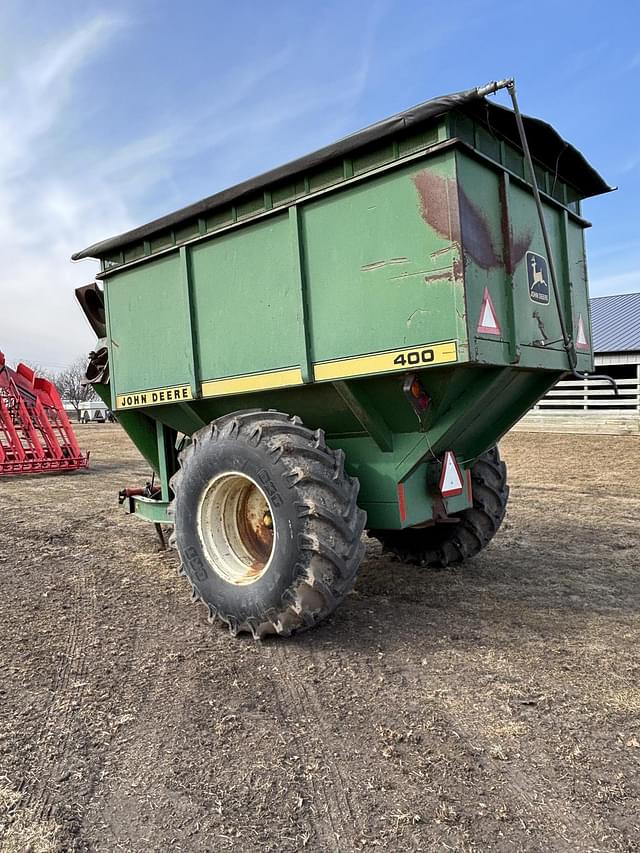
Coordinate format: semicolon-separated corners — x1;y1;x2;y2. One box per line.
439;451;464;498
477;287;501;335
575;315;589;351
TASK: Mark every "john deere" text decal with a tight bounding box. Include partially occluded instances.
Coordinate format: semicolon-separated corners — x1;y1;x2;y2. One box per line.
116;384;192;410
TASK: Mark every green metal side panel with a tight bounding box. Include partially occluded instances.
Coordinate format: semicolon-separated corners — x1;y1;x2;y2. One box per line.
457;151;593;373
302;153;468;364
190;214;301;381
96;135;600;532
106;254;192;392
501;176;566;357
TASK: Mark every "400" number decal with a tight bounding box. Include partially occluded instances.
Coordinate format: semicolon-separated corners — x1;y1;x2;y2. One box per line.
393;348;436;367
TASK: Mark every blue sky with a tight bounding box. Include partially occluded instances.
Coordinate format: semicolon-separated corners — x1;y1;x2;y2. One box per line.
1;0;639;368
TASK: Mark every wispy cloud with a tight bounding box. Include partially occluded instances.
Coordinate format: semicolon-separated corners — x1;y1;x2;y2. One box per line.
346;0;388;103
615;152;640;175
0;14;130;367
0;16;125;180
0;5;386;369
590;268;640;297
589;234;640;298
564;41;610;78
588;239;640;261
29;16;124;92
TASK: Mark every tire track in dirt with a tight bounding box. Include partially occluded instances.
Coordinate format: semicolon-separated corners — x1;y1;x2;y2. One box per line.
295;663;358;826
83;593;195;852
386;616;617;852
264;642;361;852
20;563;97;822
91;672;197;853
435;699;612;853
267;676;341;850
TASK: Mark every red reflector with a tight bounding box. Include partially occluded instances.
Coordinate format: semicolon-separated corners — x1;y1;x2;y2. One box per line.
397;483;407;522
439;451;464;498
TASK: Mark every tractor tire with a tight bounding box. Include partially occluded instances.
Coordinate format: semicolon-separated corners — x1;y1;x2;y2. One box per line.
369;446;508;568
169;410;366;638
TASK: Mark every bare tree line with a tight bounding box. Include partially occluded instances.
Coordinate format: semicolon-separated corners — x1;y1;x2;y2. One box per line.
25;357;98;417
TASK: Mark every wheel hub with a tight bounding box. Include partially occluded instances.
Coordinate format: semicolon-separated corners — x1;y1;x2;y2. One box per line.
197;472;275;585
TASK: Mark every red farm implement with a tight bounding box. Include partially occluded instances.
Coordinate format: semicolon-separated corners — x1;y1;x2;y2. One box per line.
0;351;89;475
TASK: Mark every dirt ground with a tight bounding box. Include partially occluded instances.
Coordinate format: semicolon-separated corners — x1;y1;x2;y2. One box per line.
0;424;638;853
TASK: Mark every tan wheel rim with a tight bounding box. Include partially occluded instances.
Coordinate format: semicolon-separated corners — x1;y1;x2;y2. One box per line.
197;471;275;585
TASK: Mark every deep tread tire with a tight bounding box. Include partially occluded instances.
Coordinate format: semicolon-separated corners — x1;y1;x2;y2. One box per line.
168;411;366;638
369;446;508;568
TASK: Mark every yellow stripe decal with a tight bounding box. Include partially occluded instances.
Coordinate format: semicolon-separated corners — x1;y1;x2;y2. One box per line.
118;343;458;408
116;384;192;410
201;367;303;398
313;341;458;382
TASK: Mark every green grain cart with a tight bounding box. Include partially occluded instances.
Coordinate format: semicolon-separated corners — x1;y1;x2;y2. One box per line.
73;80;610;638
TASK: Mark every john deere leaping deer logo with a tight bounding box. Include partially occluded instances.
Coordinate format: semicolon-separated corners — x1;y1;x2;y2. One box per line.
526;251;550;305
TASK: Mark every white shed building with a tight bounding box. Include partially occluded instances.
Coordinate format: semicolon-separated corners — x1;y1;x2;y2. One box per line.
520;292;640;434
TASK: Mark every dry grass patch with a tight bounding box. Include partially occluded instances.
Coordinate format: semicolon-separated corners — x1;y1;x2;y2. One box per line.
0;783;61;853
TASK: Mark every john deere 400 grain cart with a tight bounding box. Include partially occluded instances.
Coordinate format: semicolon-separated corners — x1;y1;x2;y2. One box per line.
73;80;611;638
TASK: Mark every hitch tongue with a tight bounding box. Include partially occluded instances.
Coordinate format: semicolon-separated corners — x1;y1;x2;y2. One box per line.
118;482;162;505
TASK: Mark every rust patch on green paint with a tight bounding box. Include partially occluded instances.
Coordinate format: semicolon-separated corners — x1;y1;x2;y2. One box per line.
414;171;504;271
498;170;533;274
361;257;409;272
413;171;461;243
424;270;454;284
511;230;534;269
458;188;501;270
430;245;454;259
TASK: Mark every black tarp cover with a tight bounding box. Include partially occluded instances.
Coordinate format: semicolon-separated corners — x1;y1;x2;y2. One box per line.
72;86;611;262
